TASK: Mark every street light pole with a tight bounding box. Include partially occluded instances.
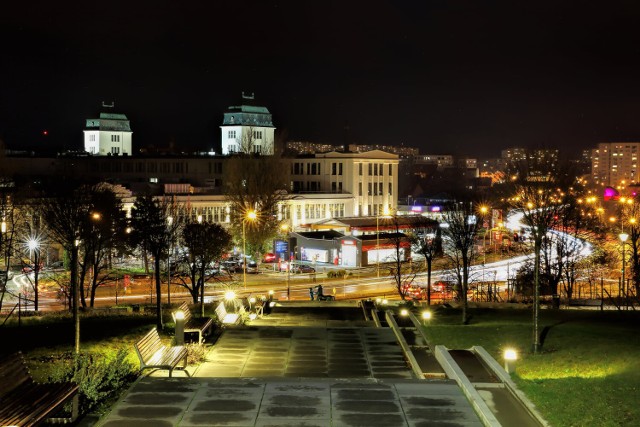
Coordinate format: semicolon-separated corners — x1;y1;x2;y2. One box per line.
243;210;257;290
376;214;380;278
167;216;173;306
620;232;629;308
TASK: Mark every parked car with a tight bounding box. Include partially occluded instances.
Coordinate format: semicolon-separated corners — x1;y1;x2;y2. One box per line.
220;261;242;273
262;252;277;263
246;260;260;274
291;264;315;274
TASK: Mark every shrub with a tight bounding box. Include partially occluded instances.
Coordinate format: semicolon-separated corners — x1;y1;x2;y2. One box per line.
48;348;137;415
185;343;208;364
327;269;347;279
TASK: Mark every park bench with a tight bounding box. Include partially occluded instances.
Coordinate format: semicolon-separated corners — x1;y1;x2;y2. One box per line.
215;301;244;325
172;301;214;344
134;328;189;377
0;351;79;426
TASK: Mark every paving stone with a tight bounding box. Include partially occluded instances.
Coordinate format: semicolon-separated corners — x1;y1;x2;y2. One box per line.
181;411;257;426
101;421;174;427
190;398;257;412
124;392;192;405
336;413;408;427
115;405;184;419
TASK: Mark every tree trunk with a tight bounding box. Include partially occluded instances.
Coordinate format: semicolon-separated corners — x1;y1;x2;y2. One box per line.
71;245;80;354
426;258;432;306
533;239;542;353
462;253;469;325
33;251;40;311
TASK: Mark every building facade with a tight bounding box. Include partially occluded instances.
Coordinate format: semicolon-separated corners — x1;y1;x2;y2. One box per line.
83;104;133;156
591;142;640;188
220;93;275;155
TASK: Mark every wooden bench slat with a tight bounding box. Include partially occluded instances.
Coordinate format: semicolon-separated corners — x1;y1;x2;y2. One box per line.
0;352;78;427
134;328;190;377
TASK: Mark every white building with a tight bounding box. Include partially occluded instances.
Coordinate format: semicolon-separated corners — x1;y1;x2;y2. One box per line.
220;93;275;155
83;104;132;156
290;150;399;217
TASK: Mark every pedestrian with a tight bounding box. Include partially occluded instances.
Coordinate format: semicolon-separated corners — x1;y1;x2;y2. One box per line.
316;284;324;299
309;287;314;301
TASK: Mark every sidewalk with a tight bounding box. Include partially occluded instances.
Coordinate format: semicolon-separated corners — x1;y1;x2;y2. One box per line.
95;305;484;426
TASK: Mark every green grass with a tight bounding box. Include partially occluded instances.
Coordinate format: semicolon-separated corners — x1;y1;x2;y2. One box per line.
422;307;640;426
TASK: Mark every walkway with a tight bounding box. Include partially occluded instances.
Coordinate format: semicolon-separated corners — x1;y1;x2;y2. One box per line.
96;304;484;426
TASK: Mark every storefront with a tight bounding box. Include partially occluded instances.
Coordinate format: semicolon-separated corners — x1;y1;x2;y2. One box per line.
290;230;344;264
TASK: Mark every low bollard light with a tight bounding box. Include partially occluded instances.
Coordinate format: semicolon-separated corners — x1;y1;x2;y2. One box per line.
382;299;388;305
504;348;517;374
400;309;409;317
224;290;236;301
174;310;185;345
421;310;432;325
375;298;382;305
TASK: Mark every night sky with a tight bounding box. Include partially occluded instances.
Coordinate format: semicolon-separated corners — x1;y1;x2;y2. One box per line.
2;1;640;158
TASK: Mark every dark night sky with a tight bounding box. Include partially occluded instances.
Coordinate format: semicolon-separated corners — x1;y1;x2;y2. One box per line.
2;1;640;158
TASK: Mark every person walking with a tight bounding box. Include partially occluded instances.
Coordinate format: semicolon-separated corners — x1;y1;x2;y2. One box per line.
309;287;314;300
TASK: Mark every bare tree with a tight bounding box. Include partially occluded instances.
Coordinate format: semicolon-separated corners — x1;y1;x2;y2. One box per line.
440;201;486;324
411;217;442;306
0;181;19;311
508;156;575;353
77;185;128;307
381;214;417;300
176;220;232;311
236;126;275;155
224;154;288;257
42;181;94;354
129;195;174;330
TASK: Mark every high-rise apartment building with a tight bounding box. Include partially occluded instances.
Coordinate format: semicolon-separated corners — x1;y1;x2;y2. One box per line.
591;142;640;188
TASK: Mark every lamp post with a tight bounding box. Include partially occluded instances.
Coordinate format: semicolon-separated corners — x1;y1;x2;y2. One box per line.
281;223;292;300
27;238;41;311
376;207;391;278
620;232;629;307
167;216;173;306
243;210;257;290
376;214;380;278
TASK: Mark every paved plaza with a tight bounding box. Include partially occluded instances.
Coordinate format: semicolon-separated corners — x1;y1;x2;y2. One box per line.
96;306;484;426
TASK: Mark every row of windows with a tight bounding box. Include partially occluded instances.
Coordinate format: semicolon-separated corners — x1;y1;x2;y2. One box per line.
227;130;264;140
88;134;123;143
227;144;263;153
292;162;321;175
331;182;343;192
292;181;322;192
359;163;392;176
358;182;392;196
96;161;224;174
289;161;395;177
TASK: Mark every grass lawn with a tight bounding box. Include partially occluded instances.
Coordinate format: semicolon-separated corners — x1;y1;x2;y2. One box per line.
422;306;640;427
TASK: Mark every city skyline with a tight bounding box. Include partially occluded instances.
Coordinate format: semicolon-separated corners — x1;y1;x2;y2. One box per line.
3;1;640;158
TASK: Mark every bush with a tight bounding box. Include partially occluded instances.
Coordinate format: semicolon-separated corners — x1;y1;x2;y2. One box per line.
48;348;137;415
327;269;347;279
185;343;208;365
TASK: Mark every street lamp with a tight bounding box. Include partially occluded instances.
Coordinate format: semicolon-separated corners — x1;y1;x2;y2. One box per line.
167;216;173;306
281;223;292;300
243;210;257;290
376;206;391;278
620;232;629;306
